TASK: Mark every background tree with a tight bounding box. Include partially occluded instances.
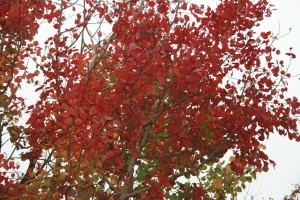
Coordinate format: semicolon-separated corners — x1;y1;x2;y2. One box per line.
0;0;299;199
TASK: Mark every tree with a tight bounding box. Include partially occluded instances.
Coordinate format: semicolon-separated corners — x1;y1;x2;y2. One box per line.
0;0;299;199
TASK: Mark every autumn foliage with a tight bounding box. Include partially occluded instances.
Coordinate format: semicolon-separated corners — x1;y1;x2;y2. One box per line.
0;0;299;199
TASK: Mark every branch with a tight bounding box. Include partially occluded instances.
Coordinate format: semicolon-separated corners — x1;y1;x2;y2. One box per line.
103;176;121;195
141;96;164;149
87;32;116;73
19;156;38;184
119;86;165;200
139;153;180;159
40;149;55;171
168;140;227;182
124;186;150;199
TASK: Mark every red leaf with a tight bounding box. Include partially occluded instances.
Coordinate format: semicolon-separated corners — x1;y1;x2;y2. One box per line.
89;107;98;116
184;15;189;21
157;172;171;187
286;53;296;58
130;149;139;158
261;31;271;39
181;2;188;10
74;118;83;127
53;23;60;29
73;33;79;39
73;135;80;142
148;1;155;7
79;109;88;120
129;43;137;50
64;117;73;126
104;14;112;23
124;177;130;185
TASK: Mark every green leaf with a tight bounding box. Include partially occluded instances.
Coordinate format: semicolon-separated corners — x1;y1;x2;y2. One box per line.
245;176;252;183
137;167;146;182
236;186;242;193
169;194;180;200
200;165;208;171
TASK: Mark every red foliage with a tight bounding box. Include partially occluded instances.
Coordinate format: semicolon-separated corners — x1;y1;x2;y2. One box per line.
0;0;299;199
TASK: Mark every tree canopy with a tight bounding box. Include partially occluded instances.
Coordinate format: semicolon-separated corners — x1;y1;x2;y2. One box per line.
0;0;299;199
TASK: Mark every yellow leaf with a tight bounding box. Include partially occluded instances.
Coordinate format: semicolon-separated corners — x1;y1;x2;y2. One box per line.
111;176;118;185
101;154;107;161
53;169;60;176
229;156;235;162
224;164;232;173
214;193;219;199
214;178;223;190
58;173;66;181
113;132;118;138
96;160;102;168
29;172;36;178
61;150;68;158
259;144;266;150
56;157;62;165
80;162;87;169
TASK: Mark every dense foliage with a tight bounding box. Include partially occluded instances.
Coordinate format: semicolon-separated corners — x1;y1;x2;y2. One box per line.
0;0;299;199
